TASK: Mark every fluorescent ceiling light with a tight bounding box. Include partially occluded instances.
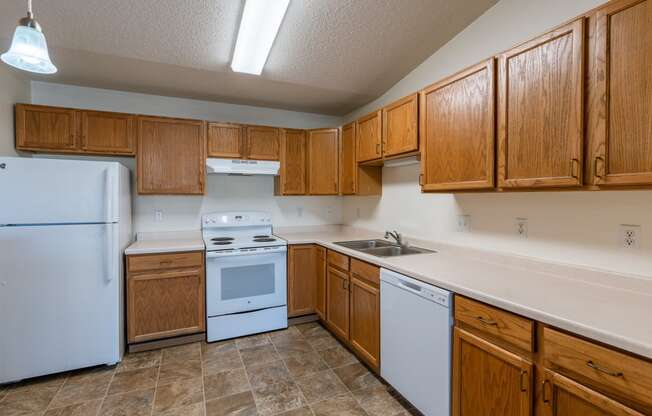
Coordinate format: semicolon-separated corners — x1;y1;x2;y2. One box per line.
231;0;290;75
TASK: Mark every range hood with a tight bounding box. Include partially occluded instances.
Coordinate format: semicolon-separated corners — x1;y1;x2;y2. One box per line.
206;158;280;175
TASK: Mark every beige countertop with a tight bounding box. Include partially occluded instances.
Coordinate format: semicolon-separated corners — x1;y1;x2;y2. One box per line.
125;230;205;255
275;225;652;360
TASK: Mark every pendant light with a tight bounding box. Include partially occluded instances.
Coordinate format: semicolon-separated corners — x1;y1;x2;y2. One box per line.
1;0;57;74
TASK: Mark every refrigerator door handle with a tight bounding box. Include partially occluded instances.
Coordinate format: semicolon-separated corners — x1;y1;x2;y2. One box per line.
105;225;114;283
104;168;114;221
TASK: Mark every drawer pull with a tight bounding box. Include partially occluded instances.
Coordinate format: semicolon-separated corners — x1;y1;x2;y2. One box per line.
476;316;498;326
586;360;623;378
159;260;173;265
542;380;551;403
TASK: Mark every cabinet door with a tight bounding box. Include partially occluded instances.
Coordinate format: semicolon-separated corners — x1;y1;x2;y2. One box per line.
382;94;418;157
590;0;652;186
288;245;316;317
307;128;339;195
349;275;380;371
314;246;327;320
137;116;206;195
81;111;135;155
15;104;78;152
541;370;644;416
326;266;349;341
497;19;585;188
207;122;244;158
278;129;306;195
127;268;205;343
452;328;533;416
356;110;382;162
340;122;357;195
246;126;280;160
420;59;495;191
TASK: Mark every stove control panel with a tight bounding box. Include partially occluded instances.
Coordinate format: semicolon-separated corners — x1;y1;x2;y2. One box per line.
202;211;272;228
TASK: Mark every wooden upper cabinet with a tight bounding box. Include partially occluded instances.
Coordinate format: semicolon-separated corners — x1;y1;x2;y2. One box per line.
589;0;652;186
137;116;206;195
356;110;382;162
307;128;339;195
207;122;244;158
420;59;496;191
452;328;533;416
340;122;357;195
497;18;585;188
382;93;418;157
246;125;280;160
540;370;644;416
15;104;78;152
288;245;316;317
81;111;135;155
277;129;306;195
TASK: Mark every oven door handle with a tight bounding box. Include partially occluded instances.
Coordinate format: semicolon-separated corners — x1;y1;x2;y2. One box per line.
206;247;287;259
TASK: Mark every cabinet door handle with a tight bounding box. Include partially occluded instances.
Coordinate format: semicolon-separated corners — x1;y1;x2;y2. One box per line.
376;143;381;155
419;174;424;186
476;316;498;326
541;379;551;403
586;360;623;377
570;158;580;179
594;156;605;178
520;370;528;392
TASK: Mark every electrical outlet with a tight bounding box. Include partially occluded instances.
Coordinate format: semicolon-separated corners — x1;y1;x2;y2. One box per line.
154;209;163;222
515;218;528;238
457;215;471;232
620;224;641;249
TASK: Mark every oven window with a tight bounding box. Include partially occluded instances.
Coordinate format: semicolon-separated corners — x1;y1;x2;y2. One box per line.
221;264;276;300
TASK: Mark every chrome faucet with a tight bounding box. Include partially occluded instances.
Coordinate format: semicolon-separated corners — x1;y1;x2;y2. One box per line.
384;230;403;246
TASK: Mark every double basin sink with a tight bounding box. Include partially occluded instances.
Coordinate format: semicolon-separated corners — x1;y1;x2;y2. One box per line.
334;239;435;257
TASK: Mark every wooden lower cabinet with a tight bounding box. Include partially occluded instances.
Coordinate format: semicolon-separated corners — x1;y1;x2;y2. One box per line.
326;265;350;340
314;246;327;319
126;251;205;344
452;327;533;416
288;245;317;317
349;275;380;371
541;370;644;416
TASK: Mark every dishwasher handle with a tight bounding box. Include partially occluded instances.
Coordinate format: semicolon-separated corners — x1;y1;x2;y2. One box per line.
398;279;423;293
381;268;451;307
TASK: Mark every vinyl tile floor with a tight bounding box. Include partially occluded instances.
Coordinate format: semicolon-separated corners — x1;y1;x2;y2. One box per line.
0;322;421;416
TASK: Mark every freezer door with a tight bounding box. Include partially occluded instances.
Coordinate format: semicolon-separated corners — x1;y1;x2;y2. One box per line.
0;223;122;383
0;157;120;225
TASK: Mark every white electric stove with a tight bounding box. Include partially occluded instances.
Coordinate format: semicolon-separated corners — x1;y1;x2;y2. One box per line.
202;211;288;342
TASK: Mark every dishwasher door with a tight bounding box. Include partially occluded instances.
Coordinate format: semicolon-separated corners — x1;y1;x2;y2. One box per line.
380;268;452;416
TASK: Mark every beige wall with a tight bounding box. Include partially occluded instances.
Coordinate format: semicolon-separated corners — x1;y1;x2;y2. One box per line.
29;82;345;233
342;0;652;279
0;65;30;156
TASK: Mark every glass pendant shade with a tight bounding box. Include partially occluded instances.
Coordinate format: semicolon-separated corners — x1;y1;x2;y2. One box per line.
2;24;57;74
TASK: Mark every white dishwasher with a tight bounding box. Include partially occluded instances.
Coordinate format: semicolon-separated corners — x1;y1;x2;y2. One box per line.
380;268;452;416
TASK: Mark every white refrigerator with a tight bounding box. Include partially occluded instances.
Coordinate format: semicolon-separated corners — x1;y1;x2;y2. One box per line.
0;157;132;383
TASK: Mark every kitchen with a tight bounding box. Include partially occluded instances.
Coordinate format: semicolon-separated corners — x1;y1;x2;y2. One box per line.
1;0;651;415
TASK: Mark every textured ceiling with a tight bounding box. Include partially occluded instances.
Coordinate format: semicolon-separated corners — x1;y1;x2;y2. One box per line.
0;0;497;115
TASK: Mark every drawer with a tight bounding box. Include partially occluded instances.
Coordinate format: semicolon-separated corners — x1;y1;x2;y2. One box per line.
454;296;534;352
543;327;652;408
327;250;349;271
350;258;379;287
128;251;203;273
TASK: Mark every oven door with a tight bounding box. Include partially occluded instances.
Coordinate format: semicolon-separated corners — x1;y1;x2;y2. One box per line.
206;248;287;317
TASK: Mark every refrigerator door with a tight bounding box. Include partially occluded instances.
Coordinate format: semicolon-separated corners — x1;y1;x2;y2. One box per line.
0;157;120;225
0;223;122;383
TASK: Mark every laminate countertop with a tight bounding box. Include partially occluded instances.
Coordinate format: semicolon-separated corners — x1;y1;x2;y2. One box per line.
275;225;652;360
124;230;205;255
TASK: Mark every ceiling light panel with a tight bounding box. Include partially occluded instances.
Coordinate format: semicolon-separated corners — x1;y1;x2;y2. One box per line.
231;0;290;75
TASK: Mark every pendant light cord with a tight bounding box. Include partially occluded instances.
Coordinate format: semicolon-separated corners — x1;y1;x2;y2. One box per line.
27;0;33;17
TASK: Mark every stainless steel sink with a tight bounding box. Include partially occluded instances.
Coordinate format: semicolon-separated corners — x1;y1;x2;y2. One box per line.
334;239;435;257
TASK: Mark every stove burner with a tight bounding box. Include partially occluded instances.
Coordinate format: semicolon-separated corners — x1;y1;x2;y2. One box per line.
212;237;235;242
212;241;233;245
253;235;270;239
253;238;276;242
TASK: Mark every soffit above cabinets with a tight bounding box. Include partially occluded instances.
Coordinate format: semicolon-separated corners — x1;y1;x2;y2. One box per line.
0;0;497;115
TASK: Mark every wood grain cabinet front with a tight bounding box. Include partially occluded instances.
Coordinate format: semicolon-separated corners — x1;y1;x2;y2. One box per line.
287;245;317;317
419;59;495;191
276;129;307;195
307;128;339;195
452;327;533;416
80;110;136;155
314;246;327;320
340;122;382;196
497;18;585;189
245;125;280;160
207;122;244;159
588;0;652;187
356;110;383;163
349;261;380;371
382;93;419;158
15;104;78;152
137;116;206;195
126;251;205;344
326;265;350;341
